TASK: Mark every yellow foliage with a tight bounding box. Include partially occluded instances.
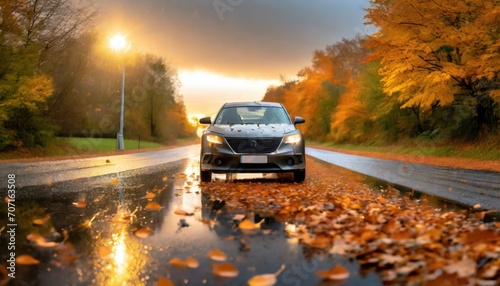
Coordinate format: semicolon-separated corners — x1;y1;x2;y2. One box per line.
5;75;54;113
366;0;500;107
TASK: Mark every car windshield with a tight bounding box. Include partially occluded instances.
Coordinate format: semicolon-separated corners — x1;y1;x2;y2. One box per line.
214;106;291;125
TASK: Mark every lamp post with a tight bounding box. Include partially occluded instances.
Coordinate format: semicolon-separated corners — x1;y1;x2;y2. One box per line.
109;34;129;150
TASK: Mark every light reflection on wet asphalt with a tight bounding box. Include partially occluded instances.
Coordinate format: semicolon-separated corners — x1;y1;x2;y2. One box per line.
1;156;382;286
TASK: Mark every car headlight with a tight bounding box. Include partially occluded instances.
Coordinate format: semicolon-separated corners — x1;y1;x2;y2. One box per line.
283;134;301;144
207;134;223;144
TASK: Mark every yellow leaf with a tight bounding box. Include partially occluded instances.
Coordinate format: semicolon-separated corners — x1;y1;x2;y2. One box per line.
213;263;239;277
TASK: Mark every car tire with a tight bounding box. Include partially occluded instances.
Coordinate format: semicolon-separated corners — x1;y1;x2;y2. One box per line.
293;170;305;182
200;170;212;182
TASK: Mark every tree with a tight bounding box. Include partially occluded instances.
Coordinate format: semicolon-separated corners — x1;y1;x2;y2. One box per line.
0;0;97;150
366;0;500;135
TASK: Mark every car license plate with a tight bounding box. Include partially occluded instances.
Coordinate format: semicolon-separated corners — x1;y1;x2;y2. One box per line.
241;155;267;164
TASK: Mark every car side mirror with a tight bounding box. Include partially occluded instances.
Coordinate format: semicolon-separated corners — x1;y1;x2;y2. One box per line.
294;116;305;124
199;117;212;124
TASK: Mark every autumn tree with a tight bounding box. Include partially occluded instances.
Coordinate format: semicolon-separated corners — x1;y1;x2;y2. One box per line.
366;0;500;136
0;0;96;149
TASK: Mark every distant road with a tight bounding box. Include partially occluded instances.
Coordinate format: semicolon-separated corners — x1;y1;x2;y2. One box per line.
1;144;498;210
306;147;500;210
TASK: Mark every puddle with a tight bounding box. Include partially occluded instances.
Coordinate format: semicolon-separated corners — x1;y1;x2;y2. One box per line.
0;157;382;285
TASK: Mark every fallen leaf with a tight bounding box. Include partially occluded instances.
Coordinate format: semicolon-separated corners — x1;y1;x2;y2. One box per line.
443;259;476;277
185;257;200;268
16;254;40;265
98;246;112;259
144;192;156;199
135;227;152;238
169;258;186;267
238;219;263;234
72;201;87;208
157;277;174;286
213;263;239;277
466;230;500;244
248;264;285;286
33;215;51;226
174;209;193;216
208;249;227;261
145;202;162;211
316;264;349;280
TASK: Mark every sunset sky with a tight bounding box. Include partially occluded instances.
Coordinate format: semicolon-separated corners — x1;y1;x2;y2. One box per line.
98;0;372;115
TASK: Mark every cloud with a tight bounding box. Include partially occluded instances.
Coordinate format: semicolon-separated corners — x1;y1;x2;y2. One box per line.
99;0;370;79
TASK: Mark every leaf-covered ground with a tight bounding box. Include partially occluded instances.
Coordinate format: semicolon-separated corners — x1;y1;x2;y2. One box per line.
201;158;500;285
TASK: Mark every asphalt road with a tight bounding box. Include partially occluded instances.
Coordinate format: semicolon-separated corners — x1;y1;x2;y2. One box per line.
1;144;498;210
306;147;500;211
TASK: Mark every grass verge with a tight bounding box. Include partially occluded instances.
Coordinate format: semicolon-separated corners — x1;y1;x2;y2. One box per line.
0;137;198;161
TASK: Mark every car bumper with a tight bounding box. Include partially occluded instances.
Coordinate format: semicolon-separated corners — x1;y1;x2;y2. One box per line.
200;141;305;173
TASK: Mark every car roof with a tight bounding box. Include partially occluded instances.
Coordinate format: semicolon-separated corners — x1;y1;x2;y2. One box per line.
221;101;283;108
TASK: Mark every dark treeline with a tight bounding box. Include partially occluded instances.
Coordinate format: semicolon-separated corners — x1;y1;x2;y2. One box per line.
264;0;499;145
0;0;193;151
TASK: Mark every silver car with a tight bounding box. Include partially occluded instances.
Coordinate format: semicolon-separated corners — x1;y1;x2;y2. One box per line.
198;102;306;182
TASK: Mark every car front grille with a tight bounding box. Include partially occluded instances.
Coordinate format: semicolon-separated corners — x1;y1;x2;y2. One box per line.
226;137;283;154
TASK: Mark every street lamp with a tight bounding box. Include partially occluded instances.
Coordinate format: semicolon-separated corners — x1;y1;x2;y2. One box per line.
109;33;129;150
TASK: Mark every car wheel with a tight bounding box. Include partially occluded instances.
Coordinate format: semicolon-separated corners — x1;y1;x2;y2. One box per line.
200;170;212;182
293;170;305;182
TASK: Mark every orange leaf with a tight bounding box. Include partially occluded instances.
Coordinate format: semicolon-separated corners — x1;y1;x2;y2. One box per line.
157;277;175;286
98;246;112;259
185;257;200;268
16;254;40;265
144;192;156;199
73;201;87;208
174;209;193;216
145;202;162;211
208;249;227;261
213;263;239;277
169;257;186;267
135;227;152;238
316;264;349;280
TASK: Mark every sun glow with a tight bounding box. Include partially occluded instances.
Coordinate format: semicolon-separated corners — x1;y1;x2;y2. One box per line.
178;70;280;116
109;33;129;52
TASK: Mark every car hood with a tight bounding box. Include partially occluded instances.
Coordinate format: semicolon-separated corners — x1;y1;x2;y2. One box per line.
208;124;297;137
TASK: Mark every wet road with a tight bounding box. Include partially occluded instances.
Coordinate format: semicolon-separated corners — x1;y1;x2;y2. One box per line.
306;147;500;210
1;145;499;285
0;145;199;188
1;156;381;285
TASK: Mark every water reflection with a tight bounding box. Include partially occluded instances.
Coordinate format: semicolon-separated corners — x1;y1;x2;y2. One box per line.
1;157;382;285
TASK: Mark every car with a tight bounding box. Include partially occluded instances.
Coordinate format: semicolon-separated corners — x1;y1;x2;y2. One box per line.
198;101;306;182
